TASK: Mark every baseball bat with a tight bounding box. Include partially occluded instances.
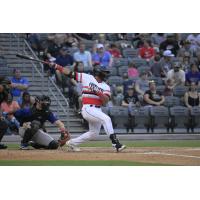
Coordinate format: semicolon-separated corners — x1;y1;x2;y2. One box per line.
16;53;50;65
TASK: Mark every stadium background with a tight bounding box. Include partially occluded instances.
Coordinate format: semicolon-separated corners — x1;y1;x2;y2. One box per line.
2;33;200;165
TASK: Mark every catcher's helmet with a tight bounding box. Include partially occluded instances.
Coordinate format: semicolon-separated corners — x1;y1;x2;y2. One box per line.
93;66;110;81
35;95;51;111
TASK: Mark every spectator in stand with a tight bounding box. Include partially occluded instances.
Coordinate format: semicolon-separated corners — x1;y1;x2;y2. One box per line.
144;81;165;106
1;93;20;134
10;69;29;99
186;33;200;54
92;44;113;69
64;34;78;48
109;44;122;58
159;33;180;56
151;33;166;46
194;51;200;70
135;72;149;97
128;61;139;78
27;34;43;53
150;55;164;77
73;42;92;70
122;85;140;107
17;91;34;109
166;62;185;87
185;63;200;86
163;79;175;96
139;40;155;61
184;82;200;109
159;50;175;77
122;73;134;95
56;46;74;67
181;52;191;72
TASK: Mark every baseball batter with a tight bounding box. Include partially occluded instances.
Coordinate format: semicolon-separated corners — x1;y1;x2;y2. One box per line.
54;64;126;152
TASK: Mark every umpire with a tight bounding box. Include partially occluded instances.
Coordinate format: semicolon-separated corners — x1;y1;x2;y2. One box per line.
12;95;70;150
0;76;11;149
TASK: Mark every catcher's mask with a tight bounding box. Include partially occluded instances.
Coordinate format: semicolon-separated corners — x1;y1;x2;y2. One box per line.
35;95;51;111
93;66;110;81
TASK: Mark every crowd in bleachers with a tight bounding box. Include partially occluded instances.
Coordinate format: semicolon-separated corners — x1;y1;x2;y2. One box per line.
24;33;200;132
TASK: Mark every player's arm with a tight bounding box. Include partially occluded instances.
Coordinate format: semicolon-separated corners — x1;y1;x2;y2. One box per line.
97;92;110;105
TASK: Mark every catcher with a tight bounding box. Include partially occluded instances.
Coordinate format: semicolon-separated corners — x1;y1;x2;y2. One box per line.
10;95;70;150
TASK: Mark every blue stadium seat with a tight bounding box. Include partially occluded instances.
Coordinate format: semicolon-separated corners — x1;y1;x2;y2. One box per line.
123;48;138;58
118;66;128;76
164;96;181;107
150;106;170;132
108;76;123;86
169;106;190;132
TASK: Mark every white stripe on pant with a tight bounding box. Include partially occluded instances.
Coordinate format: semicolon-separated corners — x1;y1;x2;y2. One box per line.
70;105;114;146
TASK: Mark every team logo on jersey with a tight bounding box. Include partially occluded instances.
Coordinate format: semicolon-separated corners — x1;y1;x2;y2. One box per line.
89;82;104;93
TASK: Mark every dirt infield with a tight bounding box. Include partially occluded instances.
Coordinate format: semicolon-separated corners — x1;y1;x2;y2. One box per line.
1;147;200;165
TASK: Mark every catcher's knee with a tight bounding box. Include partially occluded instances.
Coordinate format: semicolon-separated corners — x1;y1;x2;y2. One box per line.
31;120;41;133
48;140;59;149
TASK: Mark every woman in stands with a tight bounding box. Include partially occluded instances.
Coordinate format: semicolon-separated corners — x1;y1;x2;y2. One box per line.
18;91;34;109
184;82;200;109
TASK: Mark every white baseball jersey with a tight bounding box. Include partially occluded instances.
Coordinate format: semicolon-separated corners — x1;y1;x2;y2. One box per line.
75;72;111;106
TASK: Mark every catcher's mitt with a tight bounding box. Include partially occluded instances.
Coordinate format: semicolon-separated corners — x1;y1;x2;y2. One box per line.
58;128;70;147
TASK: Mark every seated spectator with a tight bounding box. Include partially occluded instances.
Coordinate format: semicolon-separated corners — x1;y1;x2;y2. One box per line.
159;50;175;77
27;34;43;53
151;33;166;47
73;42;92;70
186;33;200;53
184;82;200;109
92;44;113;69
1;93;20;134
135;72;149;96
17;91;34;109
122;85;140;107
122;73;134;95
108;44;122;58
56;46;74;67
181;52;191;72
128;61;139;78
10;69;29;99
144;81;165;106
139;40;155;61
166;62;185;86
159;33;180;56
150;55;164;77
163;79;174;96
114;86;124;106
185;63;200;86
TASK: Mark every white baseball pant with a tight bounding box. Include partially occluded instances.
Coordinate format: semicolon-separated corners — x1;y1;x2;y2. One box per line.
70;104;114;146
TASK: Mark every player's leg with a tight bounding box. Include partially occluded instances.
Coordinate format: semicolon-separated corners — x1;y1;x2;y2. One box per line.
31;129;59;150
82;106;126;152
0;119;8;149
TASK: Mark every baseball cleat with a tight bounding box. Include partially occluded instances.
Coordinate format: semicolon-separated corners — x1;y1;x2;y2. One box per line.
66;141;81;152
20;143;30;150
112;144;126;152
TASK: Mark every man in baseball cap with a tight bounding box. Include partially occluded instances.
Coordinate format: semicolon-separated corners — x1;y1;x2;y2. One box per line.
92;44;113;68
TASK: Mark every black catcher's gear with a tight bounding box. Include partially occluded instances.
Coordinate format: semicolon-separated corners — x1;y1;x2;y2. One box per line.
35;95;51;111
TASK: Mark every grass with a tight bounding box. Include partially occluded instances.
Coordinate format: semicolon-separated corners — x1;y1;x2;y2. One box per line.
0;160;170;166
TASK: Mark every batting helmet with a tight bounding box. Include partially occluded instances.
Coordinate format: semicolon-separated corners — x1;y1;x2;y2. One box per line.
93;66;110;81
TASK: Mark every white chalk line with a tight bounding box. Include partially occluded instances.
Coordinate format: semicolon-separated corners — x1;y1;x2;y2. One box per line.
134;152;200;159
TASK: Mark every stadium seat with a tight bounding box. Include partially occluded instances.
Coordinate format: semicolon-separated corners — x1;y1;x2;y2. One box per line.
138;66;151;74
108;76;123;86
131;58;147;68
156;85;165;94
164;96;181;107
109;67;118;76
150;106;170;132
148;77;163;85
113;58;129;68
113;95;124;106
129;106;151;132
109;106;129;130
173;86;188;97
169;106;190;132
118;66;128;76
123;48;138;58
190;106;200;132
101;106;110;115
107;34;118;41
